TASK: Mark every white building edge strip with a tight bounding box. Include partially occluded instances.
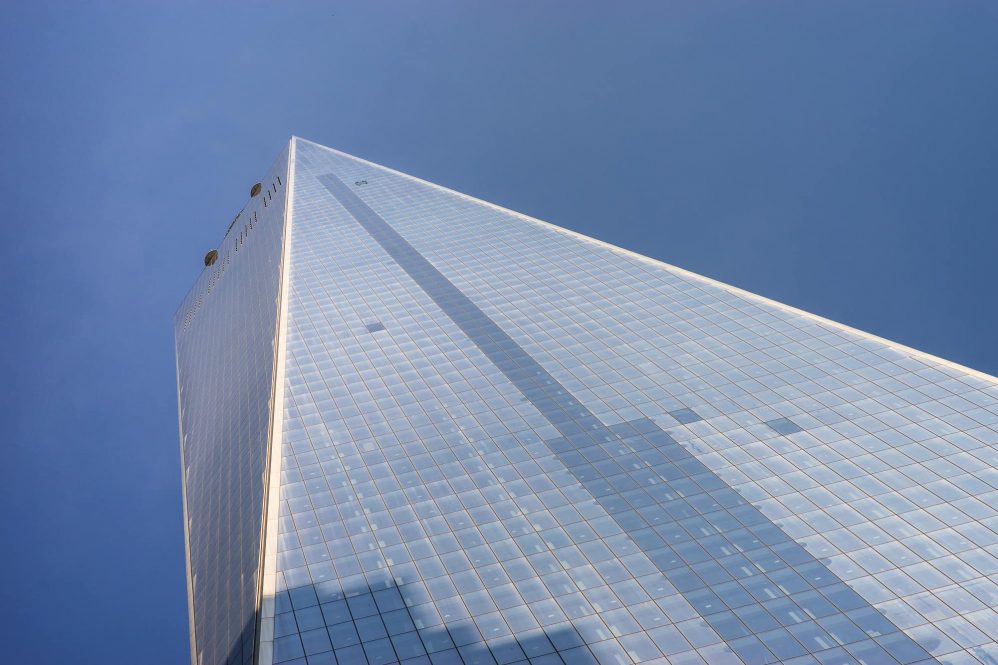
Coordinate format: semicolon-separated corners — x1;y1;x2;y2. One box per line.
257;137;297;665
176;349;199;665
298;137;998;388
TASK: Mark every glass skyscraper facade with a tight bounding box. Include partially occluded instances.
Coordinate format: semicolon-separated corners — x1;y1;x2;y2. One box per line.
176;137;998;665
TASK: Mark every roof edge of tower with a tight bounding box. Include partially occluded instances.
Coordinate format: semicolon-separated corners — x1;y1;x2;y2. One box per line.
173;140;294;325
284;137;998;387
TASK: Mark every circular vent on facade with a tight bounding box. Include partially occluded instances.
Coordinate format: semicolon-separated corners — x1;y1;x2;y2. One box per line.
204;249;219;266
250;182;263;197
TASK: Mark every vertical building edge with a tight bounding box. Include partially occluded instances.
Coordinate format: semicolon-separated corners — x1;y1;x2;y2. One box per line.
256;136;297;665
176;342;199;665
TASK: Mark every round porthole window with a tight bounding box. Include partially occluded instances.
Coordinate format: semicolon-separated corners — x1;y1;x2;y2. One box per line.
204;249;219;266
250;182;263;197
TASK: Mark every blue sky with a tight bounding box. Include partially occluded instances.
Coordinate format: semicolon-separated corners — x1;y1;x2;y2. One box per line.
2;2;997;663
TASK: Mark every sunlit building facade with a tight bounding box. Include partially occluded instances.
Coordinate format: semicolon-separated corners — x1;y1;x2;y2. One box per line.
176;137;998;665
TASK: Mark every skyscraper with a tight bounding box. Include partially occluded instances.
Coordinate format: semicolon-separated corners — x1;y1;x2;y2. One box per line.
175;137;998;665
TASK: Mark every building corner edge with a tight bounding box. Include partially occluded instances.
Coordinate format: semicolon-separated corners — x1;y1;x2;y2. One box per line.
176;338;199;665
255;136;297;665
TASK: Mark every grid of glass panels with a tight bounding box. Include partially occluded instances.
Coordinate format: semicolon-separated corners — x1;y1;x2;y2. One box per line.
265;138;998;665
175;147;289;665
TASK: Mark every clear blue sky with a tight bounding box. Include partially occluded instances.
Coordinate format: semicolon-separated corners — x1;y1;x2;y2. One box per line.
2;2;997;663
